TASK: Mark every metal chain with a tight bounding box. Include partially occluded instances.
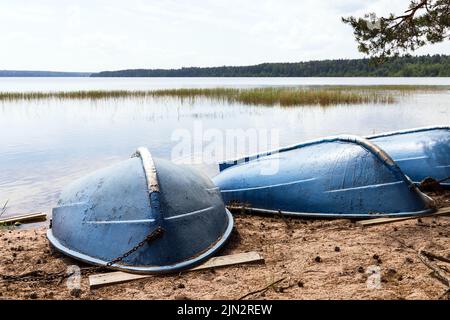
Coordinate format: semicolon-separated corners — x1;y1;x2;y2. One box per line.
105;226;164;267
0;270;71;283
0;226;164;283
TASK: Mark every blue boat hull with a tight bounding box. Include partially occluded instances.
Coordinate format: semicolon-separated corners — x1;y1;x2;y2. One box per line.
213;136;435;218
368;126;450;187
47;147;233;274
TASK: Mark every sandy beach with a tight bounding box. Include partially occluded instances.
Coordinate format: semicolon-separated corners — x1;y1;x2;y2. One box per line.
1;191;448;300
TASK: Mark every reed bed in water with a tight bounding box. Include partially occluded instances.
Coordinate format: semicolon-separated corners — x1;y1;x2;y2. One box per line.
313;85;450;91
0;86;443;106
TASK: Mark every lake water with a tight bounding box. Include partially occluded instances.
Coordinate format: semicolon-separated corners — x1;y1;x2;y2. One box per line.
0;77;449;217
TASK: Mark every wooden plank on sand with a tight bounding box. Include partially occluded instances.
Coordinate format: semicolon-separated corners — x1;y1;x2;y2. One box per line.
356;207;450;227
89;251;264;289
0;212;47;224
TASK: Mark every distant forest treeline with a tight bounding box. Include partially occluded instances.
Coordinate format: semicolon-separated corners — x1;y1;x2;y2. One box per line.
91;55;450;77
0;70;91;77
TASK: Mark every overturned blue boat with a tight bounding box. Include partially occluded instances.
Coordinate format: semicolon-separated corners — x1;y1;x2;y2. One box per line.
367;126;450;187
213;136;435;218
47;147;233;274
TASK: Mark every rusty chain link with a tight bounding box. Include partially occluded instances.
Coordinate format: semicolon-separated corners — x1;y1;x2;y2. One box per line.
105;226;164;267
0;226;164;283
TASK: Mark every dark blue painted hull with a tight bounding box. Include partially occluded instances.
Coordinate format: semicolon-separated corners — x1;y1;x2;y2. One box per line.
368;126;450;187
213;136;435;218
47;147;233;274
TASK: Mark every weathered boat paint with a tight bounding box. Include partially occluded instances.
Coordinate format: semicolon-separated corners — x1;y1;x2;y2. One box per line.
213;135;435;218
47;147;233;274
367;126;450;187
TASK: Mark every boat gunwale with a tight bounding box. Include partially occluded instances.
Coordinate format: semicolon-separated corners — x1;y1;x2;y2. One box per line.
227;206;435;219
366;125;450;139
219;135;395;168
218;126;450;172
217;135;410;183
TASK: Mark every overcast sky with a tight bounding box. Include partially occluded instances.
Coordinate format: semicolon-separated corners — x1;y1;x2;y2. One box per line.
1;0;449;72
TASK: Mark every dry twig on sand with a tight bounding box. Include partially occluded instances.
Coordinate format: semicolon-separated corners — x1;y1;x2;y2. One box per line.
386;234;416;252
418;251;450;287
238;277;286;300
387;234;449;288
421;250;450;264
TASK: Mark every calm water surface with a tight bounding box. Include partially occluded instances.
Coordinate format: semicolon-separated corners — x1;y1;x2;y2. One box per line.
0;77;449;216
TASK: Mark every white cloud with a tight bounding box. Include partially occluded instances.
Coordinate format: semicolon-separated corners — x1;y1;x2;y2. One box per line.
0;0;448;71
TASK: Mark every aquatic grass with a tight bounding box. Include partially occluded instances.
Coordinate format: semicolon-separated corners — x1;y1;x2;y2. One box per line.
0;199;9;228
311;85;450;91
233;87;395;106
0;90;150;101
0;199;8;218
0;222;15;229
0;85;446;106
